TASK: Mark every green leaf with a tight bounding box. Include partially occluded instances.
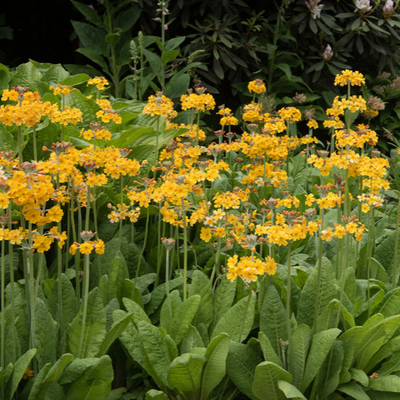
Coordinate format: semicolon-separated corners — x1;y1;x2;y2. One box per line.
289;324;312;389
301;328;341;392
375;287;400;318
168;352;207;394
63;88;99;125
278;380;307;399
28;353;74;400
76;48;110;75
260;285;288;356
252;362;292;400
59;356;113;400
5;349;36;399
108;251;129;305
162;50;179;67
212;294;256;343
297;257;338;328
42;64;70;86
276;63;292;80
181;325;205;354
160;290;182;333
350;368;369;387
118;314;146;366
337;383;370;400
138;320;171;387
200;333;230;399
165;37;185;51
213;276;237;326
369;375;400;392
189;270;213;328
143;49;163;83
9;61;42;87
115;6;141;31
165;73;190;99
170;295;201;345
0;126;18;153
123;298;151;325
365;335;400;373
34;298;57;368
0;69;10;91
258;332;282;366
146;389;168;400
97;310;134;357
72;1;104;26
68;287;106;358
71;21;108;55
226;341;262;400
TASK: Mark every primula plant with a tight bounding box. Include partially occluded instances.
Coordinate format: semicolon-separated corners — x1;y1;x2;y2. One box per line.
2;59;400;400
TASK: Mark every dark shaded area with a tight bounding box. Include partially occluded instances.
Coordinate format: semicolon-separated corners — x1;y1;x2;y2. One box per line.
1;0;84;66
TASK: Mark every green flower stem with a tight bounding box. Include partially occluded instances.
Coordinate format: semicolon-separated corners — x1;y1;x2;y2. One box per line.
18;126;23;167
135;206;150;282
182;198;188;301
7;206;16;364
155;202;163;287
392;192;400;288
286;240;292;356
78;253;90;358
70;182;80;305
210;237;221;283
165;248;172;319
118;176;124;251
1;236;5;399
196;112;201;146
33;126;37;162
313;208;324;334
367;208;375;317
238;282;253;343
336;233;350;328
85;184;91;232
154;116;160;180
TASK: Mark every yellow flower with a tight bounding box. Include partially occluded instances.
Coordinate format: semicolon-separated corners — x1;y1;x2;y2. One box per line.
248;79;266;94
200;227;212;242
334;70;365;87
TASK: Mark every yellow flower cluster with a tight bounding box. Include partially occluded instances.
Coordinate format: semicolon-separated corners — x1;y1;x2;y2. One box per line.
143;92;174;117
181;90;216;112
334;70;365;86
87;76;109;90
248;79;266;94
227;254;276;282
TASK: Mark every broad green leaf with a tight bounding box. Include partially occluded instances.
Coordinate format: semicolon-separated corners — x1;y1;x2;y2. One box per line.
72;1;104;26
165;334;178;364
160;290;181;333
375;286;400;318
301;328;341;392
108;251;129;305
168;352;207;394
278;380;307;399
71;21;108;55
28;353;74;400
146;389;168;400
59;356;113;400
123;298;151;325
289;324;311;389
0;126;18;152
34;298;57;368
63;88;99;127
6;348;36;399
368;375;400;392
0;69;10;91
138;320;171;387
337;383;370;400
350;368;369;387
212;294;256;343
355;316;400;370
145;276;184;315
162;50;179;67
340;342;354;384
260;285;288;356
115;6;141;31
297;257;338;328
68;287;106;358
189;270;213;328
42;64;70;86
258;332;282;366
96;310;134;357
365;335;400;373
76;47;110;75
27;364;51;400
322;341;344;398
213;276;237;326
47;273;78;323
226;341;262;400
252;362;292;400
181;325;205;354
143;49;163;83
118;314;146;366
165;37;185;51
169;295;201;345
9;61;42;87
200;333;230;400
